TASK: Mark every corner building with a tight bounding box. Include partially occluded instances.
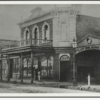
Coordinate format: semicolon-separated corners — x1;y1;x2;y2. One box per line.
1;5;100;83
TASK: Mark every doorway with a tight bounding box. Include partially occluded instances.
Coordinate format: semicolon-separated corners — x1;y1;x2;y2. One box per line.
60;61;70;82
10;59;13;78
77;66;94;82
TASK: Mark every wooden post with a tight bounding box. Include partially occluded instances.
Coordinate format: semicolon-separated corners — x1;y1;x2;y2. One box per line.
20;53;23;83
47;58;48;76
7;55;10;82
31;52;33;83
73;50;78;86
38;57;41;81
0;55;3;81
27;58;28;76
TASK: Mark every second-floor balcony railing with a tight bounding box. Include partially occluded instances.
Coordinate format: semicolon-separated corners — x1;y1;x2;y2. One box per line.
2;39;53;49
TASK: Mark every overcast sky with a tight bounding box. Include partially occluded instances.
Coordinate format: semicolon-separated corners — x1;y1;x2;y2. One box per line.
0;4;100;40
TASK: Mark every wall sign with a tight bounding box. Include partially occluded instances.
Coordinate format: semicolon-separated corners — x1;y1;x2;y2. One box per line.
76;44;100;54
60;55;70;61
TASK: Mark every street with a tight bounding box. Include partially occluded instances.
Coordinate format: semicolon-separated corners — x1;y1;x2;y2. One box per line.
0;82;93;93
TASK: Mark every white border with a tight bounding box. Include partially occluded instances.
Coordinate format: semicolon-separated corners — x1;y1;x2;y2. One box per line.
0;1;100;4
0;1;100;97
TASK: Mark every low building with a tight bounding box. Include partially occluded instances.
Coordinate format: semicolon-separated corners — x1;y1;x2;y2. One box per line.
1;5;100;83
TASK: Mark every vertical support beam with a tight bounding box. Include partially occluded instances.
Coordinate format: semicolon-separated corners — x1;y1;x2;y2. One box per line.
38;57;41;81
31;51;33;83
47;58;48;76
7;55;10;82
70;53;73;82
20;53;23;83
73;50;78;86
0;55;3;81
27;58;28;76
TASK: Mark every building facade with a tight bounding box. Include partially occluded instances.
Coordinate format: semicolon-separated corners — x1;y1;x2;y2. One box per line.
1;5;100;83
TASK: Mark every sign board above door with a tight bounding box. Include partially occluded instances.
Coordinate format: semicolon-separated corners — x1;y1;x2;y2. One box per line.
60;55;70;61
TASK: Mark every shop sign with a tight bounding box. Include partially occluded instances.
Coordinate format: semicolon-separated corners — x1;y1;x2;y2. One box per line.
60;55;70;61
76;44;100;54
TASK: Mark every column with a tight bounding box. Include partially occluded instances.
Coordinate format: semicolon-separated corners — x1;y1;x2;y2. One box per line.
73;50;78;86
0;55;3;81
7;55;10;82
47;58;48;76
27;58;28;76
38;57;41;81
20;53;23;83
70;53;73;82
31;52;33;83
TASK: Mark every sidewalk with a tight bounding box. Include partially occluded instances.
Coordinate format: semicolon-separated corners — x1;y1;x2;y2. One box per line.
1;78;100;92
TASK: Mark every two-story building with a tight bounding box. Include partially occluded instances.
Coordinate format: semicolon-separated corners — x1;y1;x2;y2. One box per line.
1;5;100;84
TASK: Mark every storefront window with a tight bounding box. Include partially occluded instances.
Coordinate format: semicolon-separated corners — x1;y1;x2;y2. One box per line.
41;56;47;76
2;59;7;74
13;58;20;74
23;58;28;76
48;56;54;76
34;58;38;69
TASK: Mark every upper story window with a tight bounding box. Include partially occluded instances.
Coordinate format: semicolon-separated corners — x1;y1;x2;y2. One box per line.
42;22;50;42
23;28;30;45
44;25;49;40
32;25;39;45
34;28;38;39
24;28;30;40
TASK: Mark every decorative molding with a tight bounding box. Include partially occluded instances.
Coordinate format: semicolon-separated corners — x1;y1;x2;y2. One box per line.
59;53;70;58
19;14;53;28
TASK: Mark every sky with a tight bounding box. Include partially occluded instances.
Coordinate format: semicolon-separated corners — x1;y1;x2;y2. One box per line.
0;4;100;40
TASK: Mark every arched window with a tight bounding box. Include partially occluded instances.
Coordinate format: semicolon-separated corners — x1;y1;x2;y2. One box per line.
24;28;30;45
41;56;47;76
48;56;54;76
42;22;50;42
34;58;38;69
24;28;30;40
23;58;27;76
34;28;38;39
44;25;49;40
32;25;39;45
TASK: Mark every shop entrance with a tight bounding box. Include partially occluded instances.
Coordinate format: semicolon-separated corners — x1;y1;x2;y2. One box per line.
10;59;13;78
60;55;70;82
76;50;100;82
77;66;94;82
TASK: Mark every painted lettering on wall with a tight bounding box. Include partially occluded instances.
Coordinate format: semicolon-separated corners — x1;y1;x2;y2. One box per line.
76;45;100;54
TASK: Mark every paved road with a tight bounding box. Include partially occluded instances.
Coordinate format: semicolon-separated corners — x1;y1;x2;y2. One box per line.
0;83;93;93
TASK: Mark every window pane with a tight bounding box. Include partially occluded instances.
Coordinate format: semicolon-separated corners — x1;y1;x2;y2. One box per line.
41;56;47;76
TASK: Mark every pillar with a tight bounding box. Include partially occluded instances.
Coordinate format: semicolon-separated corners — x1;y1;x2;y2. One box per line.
20;53;23;83
47;58;49;76
38;57;41;72
27;58;28;76
7;55;10;82
69;53;73;82
31;52;33;83
73;50;78;86
0;55;3;81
